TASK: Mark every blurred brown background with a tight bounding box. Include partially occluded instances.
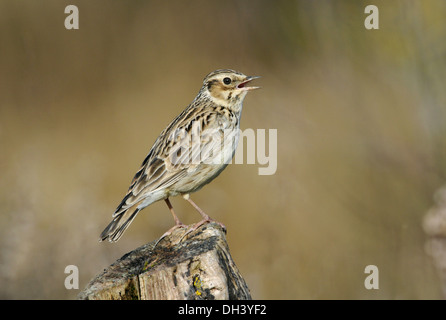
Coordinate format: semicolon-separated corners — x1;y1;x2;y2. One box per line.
1;0;445;299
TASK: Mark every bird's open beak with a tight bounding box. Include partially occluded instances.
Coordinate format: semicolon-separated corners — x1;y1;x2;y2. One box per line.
237;76;260;91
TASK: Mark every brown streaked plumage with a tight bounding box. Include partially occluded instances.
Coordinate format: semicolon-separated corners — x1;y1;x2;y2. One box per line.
99;69;259;242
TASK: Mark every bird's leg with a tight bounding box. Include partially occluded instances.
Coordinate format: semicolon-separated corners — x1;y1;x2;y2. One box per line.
166;198;184;227
153;198;186;248
184;194;211;221
182;194;227;235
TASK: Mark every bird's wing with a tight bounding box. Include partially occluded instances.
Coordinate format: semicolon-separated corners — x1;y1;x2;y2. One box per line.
113;105;237;217
112;107;213;217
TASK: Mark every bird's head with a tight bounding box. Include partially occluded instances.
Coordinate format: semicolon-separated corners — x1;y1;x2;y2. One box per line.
201;69;260;109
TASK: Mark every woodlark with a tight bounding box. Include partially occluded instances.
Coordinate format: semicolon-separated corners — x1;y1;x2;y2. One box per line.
100;69;259;242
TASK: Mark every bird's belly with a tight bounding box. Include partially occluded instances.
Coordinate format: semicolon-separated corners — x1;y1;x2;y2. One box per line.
170;126;240;195
172;162;229;194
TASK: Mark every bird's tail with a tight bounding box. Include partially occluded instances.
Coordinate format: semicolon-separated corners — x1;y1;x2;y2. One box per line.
99;206;141;242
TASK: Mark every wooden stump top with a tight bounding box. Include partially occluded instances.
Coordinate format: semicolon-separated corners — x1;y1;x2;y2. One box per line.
78;222;251;300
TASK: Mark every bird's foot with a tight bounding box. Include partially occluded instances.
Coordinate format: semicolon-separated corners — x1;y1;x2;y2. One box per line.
153;223;187;249
179;218;227;242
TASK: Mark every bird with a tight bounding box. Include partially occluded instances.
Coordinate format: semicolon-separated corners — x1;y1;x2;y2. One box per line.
99;69;259;243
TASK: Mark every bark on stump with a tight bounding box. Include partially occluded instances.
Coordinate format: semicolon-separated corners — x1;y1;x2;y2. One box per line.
423;186;446;298
78;222;251;300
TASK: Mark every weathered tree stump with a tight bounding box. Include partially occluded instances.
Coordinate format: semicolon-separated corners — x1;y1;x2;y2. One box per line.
78;222;252;300
423;186;446;299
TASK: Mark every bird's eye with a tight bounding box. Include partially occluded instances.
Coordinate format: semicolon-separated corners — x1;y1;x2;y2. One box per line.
223;77;232;85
